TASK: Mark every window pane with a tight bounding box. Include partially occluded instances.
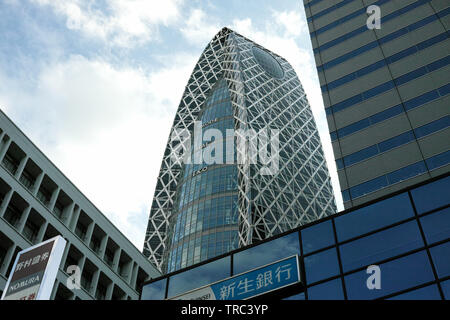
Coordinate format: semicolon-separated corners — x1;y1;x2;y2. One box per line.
301;220;335;255
441;280;450;300
339;221;423;272
233;232;300;275
307;278;344;300
141;279;166;300
335;192;414;242
420;207;450;244
304;247;340;284
283;291;305;300
345;250;434;300
430;241;450;279
387;161;427;185
410;176;450;213
167;256;230;298
388;285;441;300
349;175;388;199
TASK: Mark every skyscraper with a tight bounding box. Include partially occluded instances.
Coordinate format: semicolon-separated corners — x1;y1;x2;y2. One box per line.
304;0;450;209
144;28;336;273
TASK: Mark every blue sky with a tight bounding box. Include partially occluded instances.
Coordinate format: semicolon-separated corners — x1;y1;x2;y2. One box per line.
0;0;343;249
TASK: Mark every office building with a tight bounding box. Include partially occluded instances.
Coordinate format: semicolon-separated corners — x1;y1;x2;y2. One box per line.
144;27;337;273
303;0;449;208
0;109;160;300
142;173;450;300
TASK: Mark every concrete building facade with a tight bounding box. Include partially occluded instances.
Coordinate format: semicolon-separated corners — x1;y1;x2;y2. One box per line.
303;0;450;208
0;110;160;300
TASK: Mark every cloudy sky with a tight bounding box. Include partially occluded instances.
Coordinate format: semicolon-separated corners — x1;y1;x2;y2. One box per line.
0;0;343;250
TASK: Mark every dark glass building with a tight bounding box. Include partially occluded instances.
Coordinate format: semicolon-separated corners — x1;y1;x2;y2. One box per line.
143;28;337;273
141;173;450;300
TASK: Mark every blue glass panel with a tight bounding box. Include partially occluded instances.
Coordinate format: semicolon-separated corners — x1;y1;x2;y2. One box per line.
283;291;305;300
370;104;403;124
141;279;167;300
387;161;427;185
438;83;450;96
330;131;338;141
349;175;388;199
387;46;417;64
307;278;344;300
342;189;351;202
167;256;230;298
335;192;414;242
394;67;427;86
343;145;378;167
363;81;395;99
356;60;386;77
430;241;450;279
345;250;434;300
426;55;450;72
420;207;450;244
426;150;450;170
442;280;450;300
388;285;441;300
304;248;340;284
404;90;439;110
410;176;450;213
233;232;300;275
332;94;363;113
336;159;344;170
415;116;450;138
301;220;335;255
337;117;370;138
339;221;424;272
378;131;415;153
417;32;449;50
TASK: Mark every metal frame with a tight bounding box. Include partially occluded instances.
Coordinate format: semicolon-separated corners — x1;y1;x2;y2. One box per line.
143;27;337;272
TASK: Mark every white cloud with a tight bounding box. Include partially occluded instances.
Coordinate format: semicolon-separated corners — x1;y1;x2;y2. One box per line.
30;0;185;47
179;8;222;46
0;53;198;248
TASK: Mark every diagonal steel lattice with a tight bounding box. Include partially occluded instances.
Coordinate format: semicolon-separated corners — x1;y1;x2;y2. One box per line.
143;28;337;272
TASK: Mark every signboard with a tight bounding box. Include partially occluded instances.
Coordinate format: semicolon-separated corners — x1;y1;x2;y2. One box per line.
169;255;301;300
1;236;67;300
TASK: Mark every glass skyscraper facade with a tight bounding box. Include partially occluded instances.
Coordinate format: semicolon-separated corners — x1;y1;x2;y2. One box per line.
143;28;337;273
303;0;450;209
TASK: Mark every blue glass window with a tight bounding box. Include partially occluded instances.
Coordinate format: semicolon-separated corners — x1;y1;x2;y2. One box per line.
339;221;424;272
414;116;450;138
345;250;434;300
430;241;450;279
342;189;351;202
387;161;427;185
426;150;450;171
388;285;441;300
166;256;230;298
301;220;335;255
233;232;300;275
378;131;415;153
335;192;414;242
410;176;450;213
420;207;450;244
337;118;370;138
307;278;344;300
283;291;305;300
342;145;378;167
349;175;388;199
441;280;450;300
141;279;167;300
404;90;440;110
395;67;427;86
304;247;340;284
